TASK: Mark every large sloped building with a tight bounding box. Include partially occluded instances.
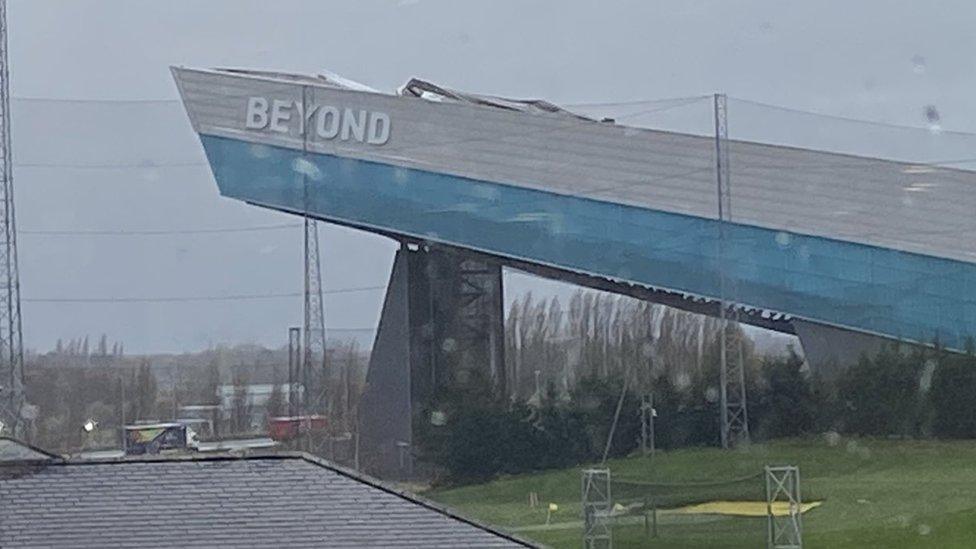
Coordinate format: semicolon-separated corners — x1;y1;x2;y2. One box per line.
172;67;976;475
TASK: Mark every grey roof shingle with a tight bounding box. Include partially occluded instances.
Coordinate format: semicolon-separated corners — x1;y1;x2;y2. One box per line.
0;453;534;548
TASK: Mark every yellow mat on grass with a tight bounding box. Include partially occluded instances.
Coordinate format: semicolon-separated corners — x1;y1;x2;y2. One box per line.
672;500;822;517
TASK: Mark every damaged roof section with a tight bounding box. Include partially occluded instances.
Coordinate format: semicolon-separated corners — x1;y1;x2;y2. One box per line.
215;67;590;119
399;77;592;119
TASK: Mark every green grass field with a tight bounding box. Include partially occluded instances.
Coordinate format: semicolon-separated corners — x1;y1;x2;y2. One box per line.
427;438;976;548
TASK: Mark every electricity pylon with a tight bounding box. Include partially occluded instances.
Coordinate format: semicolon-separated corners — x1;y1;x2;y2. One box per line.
714;93;749;448
0;0;25;438
303;218;328;417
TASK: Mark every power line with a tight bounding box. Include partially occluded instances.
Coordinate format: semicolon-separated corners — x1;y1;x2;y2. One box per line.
12;96;179;104
14;154;976;173
11;95;712;108
19;222;301;236
12;95;976;173
13;92;976;137
727;96;976;138
611;97;715;121
563;94;712;108
14;160;207;169
22;285;385;304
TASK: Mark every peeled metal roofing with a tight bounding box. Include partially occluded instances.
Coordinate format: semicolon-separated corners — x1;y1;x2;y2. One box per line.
399;77;592;119
0;454;533;548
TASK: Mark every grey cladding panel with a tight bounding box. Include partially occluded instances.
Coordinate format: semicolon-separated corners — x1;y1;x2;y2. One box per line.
173;67;976;264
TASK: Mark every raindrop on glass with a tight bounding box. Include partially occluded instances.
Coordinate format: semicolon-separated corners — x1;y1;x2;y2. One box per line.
141;168;160;182
291;158;322;180
249;143;272;159
393;167;410;185
775;231;792;248
441;338;457;353
923;105;942;134
797;245;811;263
640;341;654;358
910;54;927;75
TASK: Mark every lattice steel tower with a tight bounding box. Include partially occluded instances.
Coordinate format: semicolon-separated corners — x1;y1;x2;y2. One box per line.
303;219;328;418
714;94;749;448
581;468;613;549
298;85;329;421
0;0;24;438
765;466;803;548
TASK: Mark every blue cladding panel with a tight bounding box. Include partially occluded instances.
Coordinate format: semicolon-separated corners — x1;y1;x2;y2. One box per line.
200;135;976;349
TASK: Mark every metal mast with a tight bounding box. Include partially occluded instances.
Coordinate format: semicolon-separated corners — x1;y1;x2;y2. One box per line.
0;0;24;438
299;85;328;419
714;93;749;448
287;326;301;417
581;468;613;549
303;217;328;415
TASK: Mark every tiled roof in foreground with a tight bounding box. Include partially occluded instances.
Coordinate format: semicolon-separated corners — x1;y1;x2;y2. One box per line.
0;453;534;548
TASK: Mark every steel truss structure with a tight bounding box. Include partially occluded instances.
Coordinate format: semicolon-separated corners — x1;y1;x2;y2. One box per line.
287;327;301;417
714;93;750;449
296;84;330;428
303;217;328;416
765;465;803;549
0;0;24;438
357;243;506;478
447;255;506;392
581;468;613;549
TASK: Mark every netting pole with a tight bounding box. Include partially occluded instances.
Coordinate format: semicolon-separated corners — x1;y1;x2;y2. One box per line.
640;393;655;456
287;327;301;418
642;498;648;537
601;374;630;465
299;83;330;456
765;465;803;549
581;468;612;549
714;93;750;449
652;502;658;538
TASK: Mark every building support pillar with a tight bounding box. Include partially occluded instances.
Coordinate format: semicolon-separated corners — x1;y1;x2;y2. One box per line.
358;242;505;479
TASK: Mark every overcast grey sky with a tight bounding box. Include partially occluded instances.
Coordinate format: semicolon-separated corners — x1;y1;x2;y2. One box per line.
8;0;976;353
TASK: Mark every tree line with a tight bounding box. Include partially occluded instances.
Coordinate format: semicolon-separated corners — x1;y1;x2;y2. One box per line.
422;292;976;483
23;340;368;453
425;291;760;482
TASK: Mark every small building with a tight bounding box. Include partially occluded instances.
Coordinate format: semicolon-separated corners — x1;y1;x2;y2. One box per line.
0;439;533;548
217;382;297;430
123;422;195;455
